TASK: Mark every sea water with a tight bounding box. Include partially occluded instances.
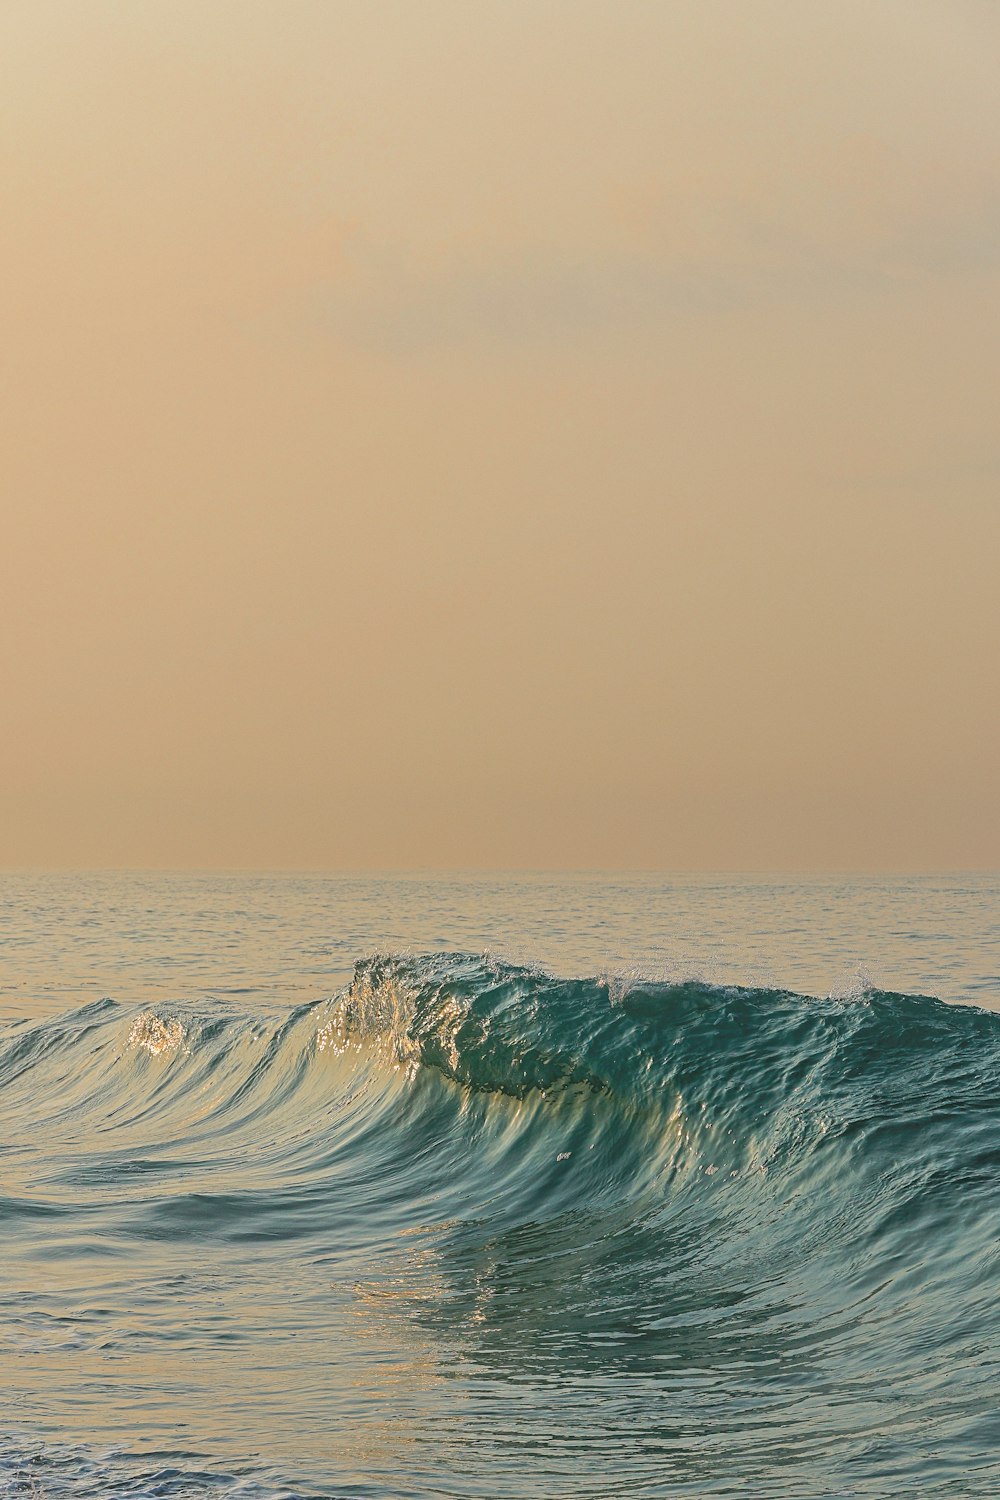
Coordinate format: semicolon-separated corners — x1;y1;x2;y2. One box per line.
1;871;998;1497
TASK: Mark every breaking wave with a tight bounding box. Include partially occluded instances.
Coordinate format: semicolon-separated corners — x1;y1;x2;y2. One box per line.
4;954;1000;1496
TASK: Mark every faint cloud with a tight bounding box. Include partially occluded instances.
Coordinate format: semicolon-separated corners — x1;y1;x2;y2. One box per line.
303;247;740;354
618;136;1000;282
292;142;1000;356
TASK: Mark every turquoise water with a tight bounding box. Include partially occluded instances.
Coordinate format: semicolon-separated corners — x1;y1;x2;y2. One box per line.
1;872;999;1497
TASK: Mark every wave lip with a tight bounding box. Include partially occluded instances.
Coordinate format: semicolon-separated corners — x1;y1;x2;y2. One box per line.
335;949;999;1116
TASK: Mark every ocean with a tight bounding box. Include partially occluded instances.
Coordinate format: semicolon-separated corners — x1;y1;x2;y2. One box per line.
1;871;999;1497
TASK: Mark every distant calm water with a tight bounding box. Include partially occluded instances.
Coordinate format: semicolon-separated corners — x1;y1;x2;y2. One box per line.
1;872;999;1497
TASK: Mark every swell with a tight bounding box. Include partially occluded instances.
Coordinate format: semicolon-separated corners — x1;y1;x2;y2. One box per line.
4;955;1000;1493
3;953;998;1249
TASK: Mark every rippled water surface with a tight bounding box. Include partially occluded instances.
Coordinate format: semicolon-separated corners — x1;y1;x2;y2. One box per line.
1;871;999;1497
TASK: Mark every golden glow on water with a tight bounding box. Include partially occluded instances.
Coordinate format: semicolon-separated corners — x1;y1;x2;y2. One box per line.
2;874;1000;1496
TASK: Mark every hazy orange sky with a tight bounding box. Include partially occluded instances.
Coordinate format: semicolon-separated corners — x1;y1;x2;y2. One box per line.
3;1;999;870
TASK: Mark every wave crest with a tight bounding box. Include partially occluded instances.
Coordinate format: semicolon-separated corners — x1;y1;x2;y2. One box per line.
127;1013;186;1057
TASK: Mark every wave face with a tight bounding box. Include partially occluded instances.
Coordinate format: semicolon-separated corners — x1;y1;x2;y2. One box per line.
4;952;1000;1497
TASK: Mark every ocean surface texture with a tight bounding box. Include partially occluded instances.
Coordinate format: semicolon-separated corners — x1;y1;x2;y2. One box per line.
1;872;999;1498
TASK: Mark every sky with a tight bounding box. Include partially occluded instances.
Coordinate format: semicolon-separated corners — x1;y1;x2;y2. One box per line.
3;0;999;870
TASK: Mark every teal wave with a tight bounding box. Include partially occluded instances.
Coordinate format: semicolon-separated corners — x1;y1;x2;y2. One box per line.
3;954;1000;1495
